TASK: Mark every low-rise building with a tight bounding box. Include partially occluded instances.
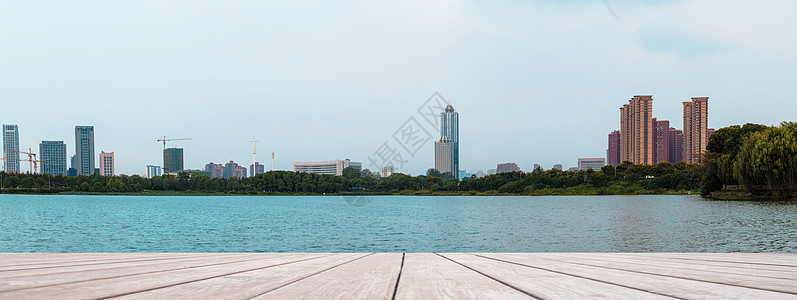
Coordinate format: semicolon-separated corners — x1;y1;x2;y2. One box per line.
294;159;362;176
578;158;605;171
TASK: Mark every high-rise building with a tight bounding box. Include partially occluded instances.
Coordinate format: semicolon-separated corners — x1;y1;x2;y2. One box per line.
382;165;393;178
163;148;184;173
707;128;716;142
293;159;362;176
99;151;114;176
619;95;655;165
250;162;265;177
145;165;162;178
578;158;606;171
654;119;670;164
74;126;95;176
497;163;520;174
668;128;683;164
434;104;459;176
487;169;497;175
204;162;224;178
39;141;67;175
607;130;621;166
683;97;709;163
3;124;20;173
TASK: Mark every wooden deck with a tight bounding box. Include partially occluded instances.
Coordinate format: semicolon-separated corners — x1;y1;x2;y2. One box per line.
1;253;797;299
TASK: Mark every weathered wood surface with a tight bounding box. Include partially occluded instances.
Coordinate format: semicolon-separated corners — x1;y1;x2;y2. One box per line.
1;253;796;299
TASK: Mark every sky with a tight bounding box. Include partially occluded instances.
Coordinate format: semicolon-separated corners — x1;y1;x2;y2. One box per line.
1;0;796;176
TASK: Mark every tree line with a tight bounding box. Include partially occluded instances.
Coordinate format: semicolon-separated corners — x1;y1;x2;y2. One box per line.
0;160;703;195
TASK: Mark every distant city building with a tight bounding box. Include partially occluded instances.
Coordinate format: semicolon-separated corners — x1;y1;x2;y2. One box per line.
3;124;19;173
39;141;67;175
94;168;100;175
486;169;497;176
67;168;77;177
204;162;224;179
497;163;520;174
533;164;541;170
382;165;393;177
668;128;684;164
223;161;247;179
568;167;580;172
293;159;362;176
607;130;621;166
145;165;162;178
620;95;655;165
552;164;563;171
683;97;709;163
74;126;95;176
163;148;184;173
476;170;484;178
653;119;670;164
578;158;605;171
250;162;265;177
434;105;459;176
707;128;716;142
99;151;114;176
458;169;467;179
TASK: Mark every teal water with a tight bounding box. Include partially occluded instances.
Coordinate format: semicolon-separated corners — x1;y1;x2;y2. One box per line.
0;194;795;252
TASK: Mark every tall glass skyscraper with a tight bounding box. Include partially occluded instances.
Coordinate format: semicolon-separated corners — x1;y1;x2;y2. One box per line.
3;124;20;173
434;105;459;175
40;141;67;175
75;126;95;176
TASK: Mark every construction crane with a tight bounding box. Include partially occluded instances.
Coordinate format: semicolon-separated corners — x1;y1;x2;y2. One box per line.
9;149;44;174
156;136;193;152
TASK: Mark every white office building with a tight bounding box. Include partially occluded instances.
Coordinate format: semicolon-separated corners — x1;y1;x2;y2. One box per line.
294;159;362;176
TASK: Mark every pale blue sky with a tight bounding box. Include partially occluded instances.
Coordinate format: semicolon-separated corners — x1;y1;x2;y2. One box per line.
1;0;796;175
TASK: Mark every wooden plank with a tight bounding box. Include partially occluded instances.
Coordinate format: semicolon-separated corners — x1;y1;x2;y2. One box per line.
0;253;190;270
573;253;797;273
111;253;369;300
440;253;673;299
595;253;797;267
535;253;797;294
479;253;797;299
0;253;329;299
543;253;797;281
394;253;531;299
253;253;402;300
0;253;247;280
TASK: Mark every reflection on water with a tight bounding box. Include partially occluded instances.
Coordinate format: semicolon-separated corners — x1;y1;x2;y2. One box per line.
0;194;795;252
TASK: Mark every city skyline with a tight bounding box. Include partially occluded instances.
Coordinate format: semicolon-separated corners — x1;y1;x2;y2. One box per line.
1;1;796;175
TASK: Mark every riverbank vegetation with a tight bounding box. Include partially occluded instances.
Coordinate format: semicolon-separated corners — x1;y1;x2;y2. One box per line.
0;161;702;196
700;122;797;199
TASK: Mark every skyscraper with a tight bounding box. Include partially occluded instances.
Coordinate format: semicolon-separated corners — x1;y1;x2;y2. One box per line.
3;124;19;173
434;104;459;175
683;97;709;163
607;130;620;166
250;162;265;177
163;148;184;174
668;128;683;164
40;141;67;175
654;119;670;164
619;95;655;165
75;126;95;176
145;165;162;178
99;151;114;176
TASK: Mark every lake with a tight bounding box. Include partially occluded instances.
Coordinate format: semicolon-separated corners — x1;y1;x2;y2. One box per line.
0;194;795;252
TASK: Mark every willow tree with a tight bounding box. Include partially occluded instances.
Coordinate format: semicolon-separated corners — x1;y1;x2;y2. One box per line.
733;122;797;197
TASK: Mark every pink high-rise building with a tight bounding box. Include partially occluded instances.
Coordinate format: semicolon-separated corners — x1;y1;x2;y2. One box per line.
668;128;684;164
654;119;670;164
607;130;621;166
99;151;114;176
683;97;709;163
620;95;655;165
